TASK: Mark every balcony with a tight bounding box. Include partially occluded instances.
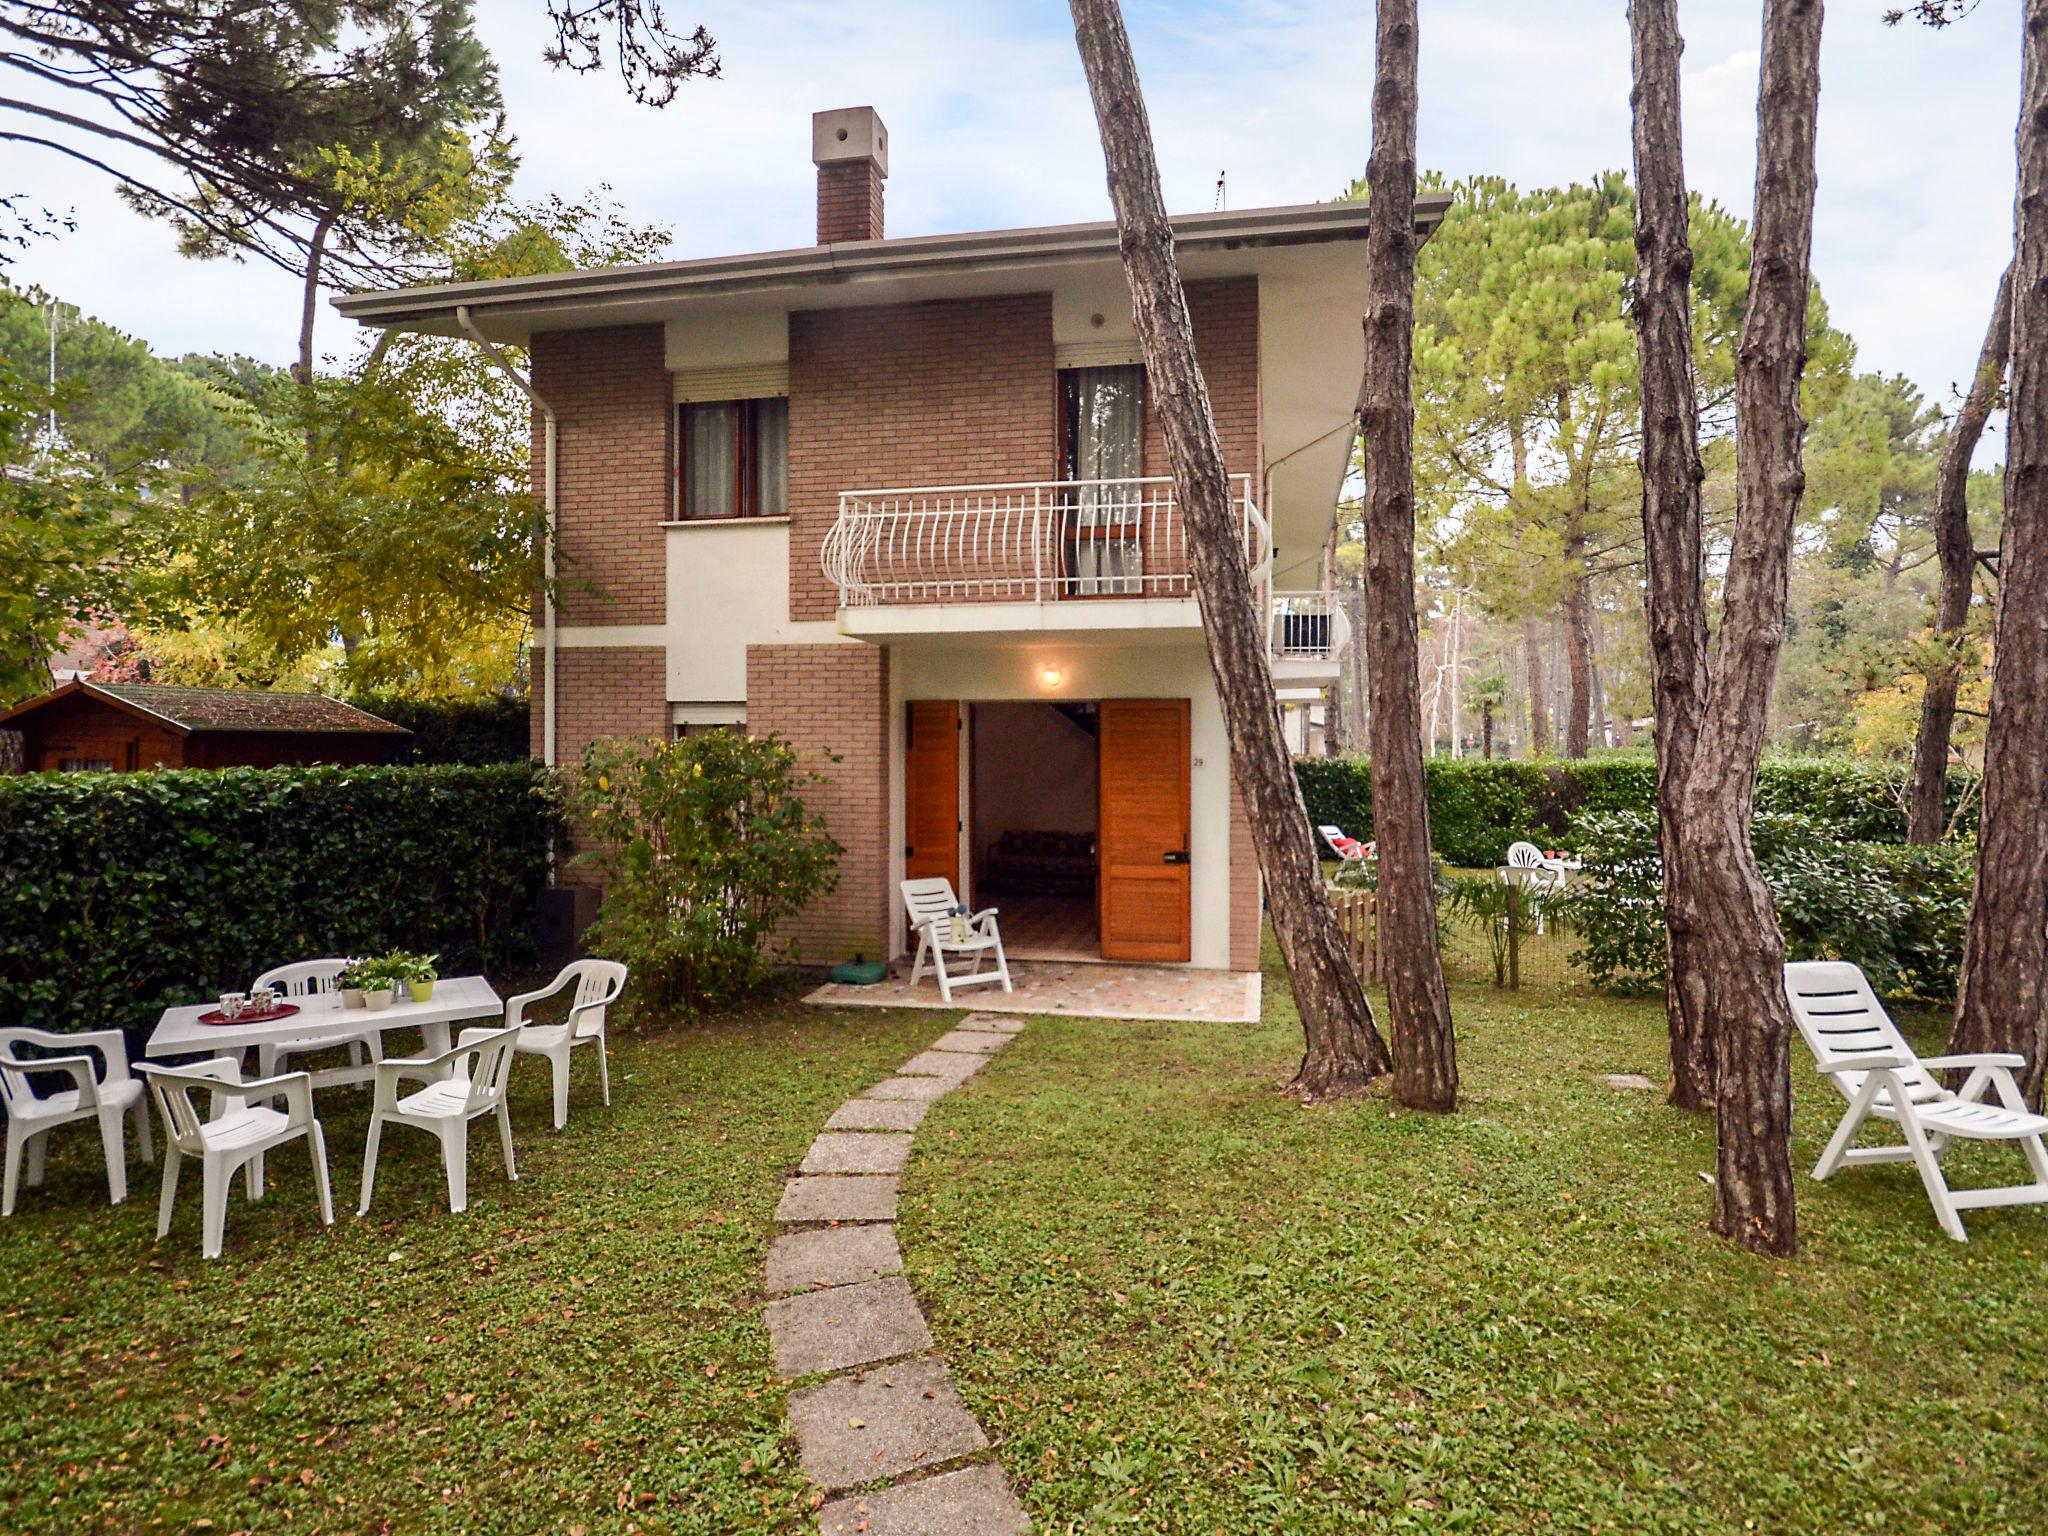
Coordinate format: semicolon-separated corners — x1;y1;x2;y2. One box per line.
1268;589;1351;678
820;474;1279;640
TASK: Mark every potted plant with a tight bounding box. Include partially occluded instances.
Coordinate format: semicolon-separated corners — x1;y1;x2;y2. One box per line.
358;956;398;1012
335;960;368;1009
395;950;439;1003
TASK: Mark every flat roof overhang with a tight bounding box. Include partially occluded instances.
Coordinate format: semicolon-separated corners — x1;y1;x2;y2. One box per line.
331;197;1450;344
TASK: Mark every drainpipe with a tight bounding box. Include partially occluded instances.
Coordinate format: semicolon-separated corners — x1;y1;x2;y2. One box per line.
456;304;557;768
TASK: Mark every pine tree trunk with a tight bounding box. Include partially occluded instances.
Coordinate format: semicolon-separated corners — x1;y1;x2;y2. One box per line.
1359;0;1457;1113
1068;0;1392;1097
1909;263;2012;844
1522;613;1549;755
1691;0;1825;1256
1481;701;1495;760
1629;0;1716;1113
1949;5;2048;1104
1561;563;1594;758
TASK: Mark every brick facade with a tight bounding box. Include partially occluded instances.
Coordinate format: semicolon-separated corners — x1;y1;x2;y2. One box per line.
531;324;671;627
1144;277;1262;487
746;642;892;964
817;160;885;244
787;294;1058;622
529;645;669;763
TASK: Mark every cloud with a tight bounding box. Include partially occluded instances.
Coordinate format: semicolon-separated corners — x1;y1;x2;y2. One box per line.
1;0;2021;432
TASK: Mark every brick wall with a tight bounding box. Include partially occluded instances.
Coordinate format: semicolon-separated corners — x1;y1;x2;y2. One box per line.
528;645;669;763
787;294;1057;622
818;161;885;243
1144;277;1262;486
746;642;891;963
531;324;671;626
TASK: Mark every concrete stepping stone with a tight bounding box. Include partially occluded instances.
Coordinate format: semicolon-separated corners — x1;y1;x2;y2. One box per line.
764;1275;933;1377
787;1356;988;1492
898;1050;984;1081
956;1013;1026;1034
864;1075;954;1102
802;1131;913;1176
825;1097;930;1132
928;1029;1007;1054
766;1225;904;1296
817;1461;1030;1535
777;1175;899;1223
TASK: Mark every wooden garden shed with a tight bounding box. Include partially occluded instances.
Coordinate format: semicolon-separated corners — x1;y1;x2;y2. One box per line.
0;682;409;772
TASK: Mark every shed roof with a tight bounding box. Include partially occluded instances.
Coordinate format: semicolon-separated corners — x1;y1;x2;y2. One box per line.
0;682;411;736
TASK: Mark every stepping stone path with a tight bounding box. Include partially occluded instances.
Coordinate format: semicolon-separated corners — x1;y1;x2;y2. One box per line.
764;1012;1031;1534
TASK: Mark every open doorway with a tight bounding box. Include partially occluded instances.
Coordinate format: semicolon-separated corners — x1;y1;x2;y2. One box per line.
970;701;1100;960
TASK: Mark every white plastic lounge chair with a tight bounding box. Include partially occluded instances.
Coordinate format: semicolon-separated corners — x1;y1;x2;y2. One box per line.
1785;960;2048;1241
358;1024;521;1215
1317;824;1373;862
251;958;384;1089
139;1057;333;1260
901;878;1012;1004
1;1026;154;1217
504;960;627;1129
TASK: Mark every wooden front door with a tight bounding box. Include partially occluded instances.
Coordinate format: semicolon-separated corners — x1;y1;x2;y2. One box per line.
904;701;960;896
1097;698;1191;962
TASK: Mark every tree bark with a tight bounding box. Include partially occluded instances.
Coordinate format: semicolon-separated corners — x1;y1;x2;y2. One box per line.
1949;7;2048;1104
294;210;336;387
1561;561;1594;758
1481;699;1495;760
1522;613;1549;755
1322;525;1345;756
1629;0;1715;1113
1068;0;1393;1097
1909;263;2012;844
1685;0;1825;1256
1358;0;1457;1112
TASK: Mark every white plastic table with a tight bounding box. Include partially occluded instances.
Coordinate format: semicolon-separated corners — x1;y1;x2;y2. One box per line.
146;975;503;1064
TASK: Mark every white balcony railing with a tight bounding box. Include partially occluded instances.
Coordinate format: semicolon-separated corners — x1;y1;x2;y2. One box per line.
1269;589;1351;664
819;475;1270;609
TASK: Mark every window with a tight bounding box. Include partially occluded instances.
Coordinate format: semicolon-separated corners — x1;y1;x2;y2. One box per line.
1059;365;1146;595
678;397;788;519
57;758;116;773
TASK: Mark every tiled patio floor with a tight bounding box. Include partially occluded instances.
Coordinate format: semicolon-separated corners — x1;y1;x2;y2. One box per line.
804;959;1261;1024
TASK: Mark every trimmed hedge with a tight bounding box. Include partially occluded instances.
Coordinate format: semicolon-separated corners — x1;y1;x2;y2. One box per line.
0;762;559;1038
348;692;531;765
1560;810;1974;1001
1296;754;1977;867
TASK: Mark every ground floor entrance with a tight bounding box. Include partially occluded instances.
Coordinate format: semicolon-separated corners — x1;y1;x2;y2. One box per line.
905;696;1192;965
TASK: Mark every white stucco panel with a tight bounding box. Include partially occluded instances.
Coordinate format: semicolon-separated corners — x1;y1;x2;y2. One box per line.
664;520;844;701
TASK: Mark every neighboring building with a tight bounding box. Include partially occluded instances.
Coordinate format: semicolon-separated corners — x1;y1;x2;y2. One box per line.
336;107;1448;974
0;682;409;771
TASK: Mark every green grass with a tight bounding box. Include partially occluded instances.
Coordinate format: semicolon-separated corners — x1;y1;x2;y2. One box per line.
8;957;2048;1534
0;997;943;1534
900;944;2048;1534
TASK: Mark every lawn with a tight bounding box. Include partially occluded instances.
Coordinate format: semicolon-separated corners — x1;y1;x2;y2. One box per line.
902;948;2048;1534
0;994;943;1535
5;959;2046;1535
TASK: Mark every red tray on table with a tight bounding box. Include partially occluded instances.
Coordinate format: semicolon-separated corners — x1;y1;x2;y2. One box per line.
197;1001;302;1027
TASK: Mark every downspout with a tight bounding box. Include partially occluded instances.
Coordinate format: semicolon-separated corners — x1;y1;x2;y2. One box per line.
455;304;557;769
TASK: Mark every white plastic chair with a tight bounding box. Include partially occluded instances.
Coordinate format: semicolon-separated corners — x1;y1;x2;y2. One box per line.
1317;825;1373;862
1;1026;154;1217
504;960;627;1129
252;958;382;1088
1785;960;2048;1241
139;1057;334;1260
359;1024;522;1215
901;878;1013;1004
1502;841;1566;933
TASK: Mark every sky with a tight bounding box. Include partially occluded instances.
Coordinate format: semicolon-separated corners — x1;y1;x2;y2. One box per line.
3;0;2022;444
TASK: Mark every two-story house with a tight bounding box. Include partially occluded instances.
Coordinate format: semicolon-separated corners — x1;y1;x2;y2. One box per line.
337;108;1448;979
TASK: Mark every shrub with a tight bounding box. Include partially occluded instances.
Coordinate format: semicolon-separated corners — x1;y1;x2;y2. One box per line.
1440;872;1545;989
1558;809;1975;1000
1296;753;1978;866
573;731;840;1018
348;692;530;765
0;762;558;1038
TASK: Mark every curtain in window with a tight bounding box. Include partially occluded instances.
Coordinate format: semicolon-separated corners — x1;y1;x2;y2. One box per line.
753;397;789;517
684;402;739;519
1067;366;1144;595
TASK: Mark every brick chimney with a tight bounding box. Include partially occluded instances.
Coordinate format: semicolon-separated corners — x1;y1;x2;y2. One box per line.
813;106;888;244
